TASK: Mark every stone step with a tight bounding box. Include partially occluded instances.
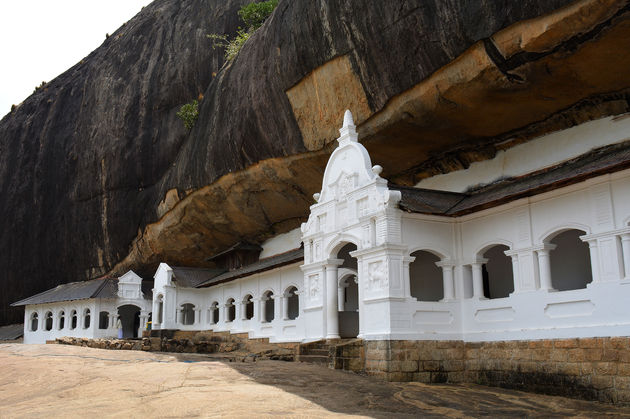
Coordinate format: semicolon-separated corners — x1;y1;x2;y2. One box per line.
298;354;329;364
301;348;329;356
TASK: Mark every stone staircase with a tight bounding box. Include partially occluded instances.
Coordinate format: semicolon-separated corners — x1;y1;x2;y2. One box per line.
298;338;365;372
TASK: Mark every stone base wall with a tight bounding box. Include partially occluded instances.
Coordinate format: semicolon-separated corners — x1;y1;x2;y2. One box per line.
364;337;630;404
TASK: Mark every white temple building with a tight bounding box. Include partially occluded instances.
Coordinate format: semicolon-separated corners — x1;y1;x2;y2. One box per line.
16;111;630;346
14;271;152;344
148;110;630;344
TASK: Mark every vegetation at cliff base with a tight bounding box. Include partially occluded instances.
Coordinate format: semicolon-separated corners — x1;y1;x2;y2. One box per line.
208;0;278;61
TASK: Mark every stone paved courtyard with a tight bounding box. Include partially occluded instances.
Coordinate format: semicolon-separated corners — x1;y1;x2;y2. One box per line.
1;343;629;418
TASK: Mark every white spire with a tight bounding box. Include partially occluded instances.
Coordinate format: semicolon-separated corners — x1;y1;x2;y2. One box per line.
343;109;354;128
337;109;358;145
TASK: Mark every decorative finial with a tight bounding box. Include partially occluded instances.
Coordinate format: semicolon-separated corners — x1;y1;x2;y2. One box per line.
372;165;383;176
313;193;320;202
343;109;355;128
338;109;358;145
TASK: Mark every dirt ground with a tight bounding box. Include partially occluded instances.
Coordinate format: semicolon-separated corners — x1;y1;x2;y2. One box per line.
0;343;629;418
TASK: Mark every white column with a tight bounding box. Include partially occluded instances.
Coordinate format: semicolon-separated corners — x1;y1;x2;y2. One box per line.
273;295;282;322
260;297;268;323
622;233;630;280
506;252;520;293
194;309;201;326
337;284;346;312
583;239;601;283
471;260;487;299
437;263;455;301
282;295;289;320
240;300;247;321
324;260;343;339
403;256;415;299
536;245;556;291
222;304;229;323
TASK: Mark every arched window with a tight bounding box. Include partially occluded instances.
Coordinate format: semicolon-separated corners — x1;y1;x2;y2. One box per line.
70;310;77;330
482;245;513;299
99;311;109;329
44;311;53;331
210;301;219;324
58;311;65;330
243;295;254;320
226;298;235;322
285;286;299;320
156;294;164;325
409;250;443;301
30;312;38;332
83;309;91;329
180;303;195;325
549;229;591;291
262;290;274;322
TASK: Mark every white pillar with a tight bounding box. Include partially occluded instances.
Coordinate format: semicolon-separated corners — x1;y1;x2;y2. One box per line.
438;263;455;301
194;309;201;326
260;297;268;323
621;233;630;280
324;260;343;339
338;284;346;312
222;303;230;324
240;300;247;321
536;245;556;291
583;239;601;283
505;252;520;293
282;295;289;320
471;260;487;299
273;295;282;322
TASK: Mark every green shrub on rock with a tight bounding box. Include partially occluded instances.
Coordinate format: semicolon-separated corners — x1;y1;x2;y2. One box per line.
176;100;199;130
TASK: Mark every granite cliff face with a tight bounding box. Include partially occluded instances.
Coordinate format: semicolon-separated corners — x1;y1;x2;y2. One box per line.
2;0;630;325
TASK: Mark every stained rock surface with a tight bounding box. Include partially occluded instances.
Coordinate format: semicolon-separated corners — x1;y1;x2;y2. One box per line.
3;0;630;324
1;344;628;417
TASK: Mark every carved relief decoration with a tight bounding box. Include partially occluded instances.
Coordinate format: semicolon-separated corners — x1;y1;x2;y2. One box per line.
367;260;388;291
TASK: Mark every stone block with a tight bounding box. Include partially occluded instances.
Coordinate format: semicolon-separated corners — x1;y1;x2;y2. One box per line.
617;363;630;377
422;360;440;371
615;376;630;390
412;372;431;383
347;358;364;372
579;337;603;349
568;349;586;362
531;348;550;361
601;349;619;362
584;348;603;362
443;360;464;372
405;349;420;361
559;362;582;376
549;349;568;362
388;360;402;372
390;349;406;361
386;372;413;382
400;360;418;373
554;338;578;349
593;362;617;376
447;371;466;383
465;359;481;371
366;348;387;361
607;337;629;349
592;375;614;390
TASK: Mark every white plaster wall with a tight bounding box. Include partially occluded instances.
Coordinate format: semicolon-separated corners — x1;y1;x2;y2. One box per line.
23;299;111;344
259;228;302;258
416;116;630;192
162;263;306;342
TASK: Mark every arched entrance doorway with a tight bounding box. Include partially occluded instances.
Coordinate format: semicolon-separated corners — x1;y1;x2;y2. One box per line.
118;305;141;338
336;243;359;338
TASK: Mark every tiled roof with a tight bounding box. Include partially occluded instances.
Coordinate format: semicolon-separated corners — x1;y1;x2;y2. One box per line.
395;141;630;216
0;323;23;340
197;248;304;288
11;277;152;306
171;267;226;288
